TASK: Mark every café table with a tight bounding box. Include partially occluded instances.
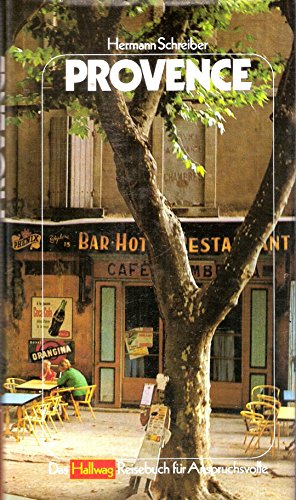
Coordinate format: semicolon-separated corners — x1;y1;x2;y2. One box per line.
0;392;41;441
278;406;295;437
15;380;75;422
283;390;295;403
15;379;58;393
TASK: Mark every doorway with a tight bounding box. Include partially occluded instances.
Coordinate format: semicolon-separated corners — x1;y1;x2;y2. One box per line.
95;281;163;407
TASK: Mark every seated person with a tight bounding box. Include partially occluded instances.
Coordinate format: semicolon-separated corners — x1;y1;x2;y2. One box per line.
57;359;87;401
40;360;56;381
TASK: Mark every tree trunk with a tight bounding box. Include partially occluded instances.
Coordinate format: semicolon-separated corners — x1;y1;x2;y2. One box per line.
96;37;294;499
84;4;294;499
151;319;237;499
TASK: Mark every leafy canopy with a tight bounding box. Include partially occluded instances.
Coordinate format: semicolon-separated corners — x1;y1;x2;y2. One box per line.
7;0;284;175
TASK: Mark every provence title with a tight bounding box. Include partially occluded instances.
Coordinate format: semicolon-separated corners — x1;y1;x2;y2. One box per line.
65;58;252;92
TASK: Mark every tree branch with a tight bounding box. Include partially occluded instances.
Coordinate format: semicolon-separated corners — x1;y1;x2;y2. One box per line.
279;0;295;30
197;37;295;336
93;6;198;311
129;7;193;137
98;84;198;314
4;0;46;49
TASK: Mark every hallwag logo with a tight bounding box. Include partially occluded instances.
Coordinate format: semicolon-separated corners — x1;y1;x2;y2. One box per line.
70;459;116;479
11;228;41;251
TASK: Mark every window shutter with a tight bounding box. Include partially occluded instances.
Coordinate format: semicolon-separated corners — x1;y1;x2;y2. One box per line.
49;116;69;208
70;119;94;208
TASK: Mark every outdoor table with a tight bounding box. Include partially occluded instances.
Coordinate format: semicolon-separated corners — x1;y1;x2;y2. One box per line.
278;406;295;421
278;406;295;437
0;392;42;441
283;390;295;403
15;379;58;393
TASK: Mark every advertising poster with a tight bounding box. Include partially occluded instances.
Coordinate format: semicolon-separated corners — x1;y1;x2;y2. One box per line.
125;327;154;359
28;339;75;365
1;1;295;500
31;297;73;339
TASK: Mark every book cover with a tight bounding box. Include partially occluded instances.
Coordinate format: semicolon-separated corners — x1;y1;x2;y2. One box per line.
1;1;295;499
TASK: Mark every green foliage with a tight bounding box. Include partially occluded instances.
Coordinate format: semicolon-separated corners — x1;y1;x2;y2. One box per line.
67;100;92;139
126;0;157;18
7;0;283;175
6;111;36;127
171;126;206;177
8;45;59;83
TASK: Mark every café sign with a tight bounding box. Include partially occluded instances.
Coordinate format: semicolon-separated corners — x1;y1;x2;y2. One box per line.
94;259;271;280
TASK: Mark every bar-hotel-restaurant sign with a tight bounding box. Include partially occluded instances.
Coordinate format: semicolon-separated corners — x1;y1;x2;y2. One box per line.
9;222;293;255
31;297;73;339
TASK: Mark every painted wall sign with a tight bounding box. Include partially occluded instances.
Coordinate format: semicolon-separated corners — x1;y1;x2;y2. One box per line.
11;228;41;250
78;232;290;254
31;297;73;339
28;339;75;364
8;221;293;255
94;260;272;281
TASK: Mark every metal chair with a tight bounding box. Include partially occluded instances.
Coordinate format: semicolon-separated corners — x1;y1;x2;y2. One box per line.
245;400;280;454
251;384;280;402
55;387;76;421
3;382;14;393
20;401;52;446
4;378;26;393
72;385;97;422
42;394;64;431
240;409;265;449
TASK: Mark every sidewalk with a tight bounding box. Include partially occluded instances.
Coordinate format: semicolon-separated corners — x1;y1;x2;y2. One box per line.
2;409;295;499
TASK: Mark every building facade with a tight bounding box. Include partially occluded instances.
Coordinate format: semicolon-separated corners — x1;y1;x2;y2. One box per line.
3;9;295;409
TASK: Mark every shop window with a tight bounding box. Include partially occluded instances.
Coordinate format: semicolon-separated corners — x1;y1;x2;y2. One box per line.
250;289;268;368
99;367;115;403
249;373;266;400
100;287;116;363
210;297;242;382
124;286;160;379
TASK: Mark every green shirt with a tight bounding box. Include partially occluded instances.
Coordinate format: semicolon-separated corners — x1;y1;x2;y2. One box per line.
57;367;87;396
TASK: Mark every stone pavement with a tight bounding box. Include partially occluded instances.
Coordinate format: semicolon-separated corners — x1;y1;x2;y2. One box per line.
2;409;295;499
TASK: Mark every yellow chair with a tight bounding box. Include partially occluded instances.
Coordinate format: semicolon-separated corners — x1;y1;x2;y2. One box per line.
3;380;27;425
55;387;74;422
20;401;52;446
4;378;26;393
251;384;280;401
42;395;64;431
3;379;27;425
3;382;14;393
246;400;280;454
72;385;97;422
257;393;281;409
240;410;265;449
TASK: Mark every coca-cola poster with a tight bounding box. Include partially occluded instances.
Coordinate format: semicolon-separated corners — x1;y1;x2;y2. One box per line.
31;297;73;339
